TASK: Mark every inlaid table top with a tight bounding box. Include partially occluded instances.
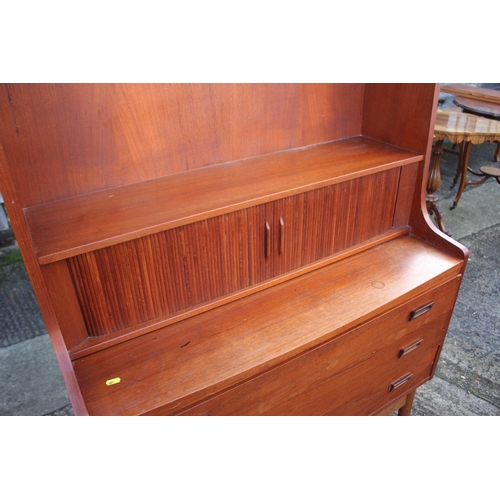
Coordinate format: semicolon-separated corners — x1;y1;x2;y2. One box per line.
434;109;500;145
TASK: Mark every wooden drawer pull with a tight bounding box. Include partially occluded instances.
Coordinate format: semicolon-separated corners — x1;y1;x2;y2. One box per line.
409;301;434;321
389;372;413;392
399;339;423;358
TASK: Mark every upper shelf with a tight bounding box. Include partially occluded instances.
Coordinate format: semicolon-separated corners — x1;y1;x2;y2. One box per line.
25;136;423;265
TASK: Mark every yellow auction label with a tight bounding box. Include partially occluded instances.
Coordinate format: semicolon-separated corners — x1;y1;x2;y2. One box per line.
106;377;121;386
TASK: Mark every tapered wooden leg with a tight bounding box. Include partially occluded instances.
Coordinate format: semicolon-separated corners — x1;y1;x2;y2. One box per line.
452;141;472;209
398;389;416;416
428;140;443;195
452;142;463;186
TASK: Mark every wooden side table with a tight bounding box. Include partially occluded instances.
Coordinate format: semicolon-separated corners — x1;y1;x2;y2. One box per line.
428;110;500;233
453;97;500;162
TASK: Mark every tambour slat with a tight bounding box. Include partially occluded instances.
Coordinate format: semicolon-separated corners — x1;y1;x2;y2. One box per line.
68;170;401;339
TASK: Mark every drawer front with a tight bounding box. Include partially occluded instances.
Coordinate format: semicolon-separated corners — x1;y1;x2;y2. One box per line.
177;277;460;416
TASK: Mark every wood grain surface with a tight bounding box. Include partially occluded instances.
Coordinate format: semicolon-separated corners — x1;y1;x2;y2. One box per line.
24;136;421;264
0;84;365;207
434;109;500;144
65;169;400;340
72;236;463;415
0;83;467;416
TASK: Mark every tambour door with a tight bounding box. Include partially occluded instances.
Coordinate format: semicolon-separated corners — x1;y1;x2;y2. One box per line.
261;168;401;278
63;168;401;343
66;208;257;340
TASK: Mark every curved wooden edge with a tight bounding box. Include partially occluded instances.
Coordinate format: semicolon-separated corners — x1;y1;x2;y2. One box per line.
410;88;470;272
414;175;469;268
434;134;500;146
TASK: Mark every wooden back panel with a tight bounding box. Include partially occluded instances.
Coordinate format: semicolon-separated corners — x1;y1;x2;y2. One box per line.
0;84;364;207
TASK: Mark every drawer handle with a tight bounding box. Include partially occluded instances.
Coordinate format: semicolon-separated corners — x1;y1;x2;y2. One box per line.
389;372;413;392
399;339;423;358
409;302;434;321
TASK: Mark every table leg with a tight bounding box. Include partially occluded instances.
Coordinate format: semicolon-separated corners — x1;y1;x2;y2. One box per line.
451;141;472;209
427;139;451;235
452;145;462;186
398;389;416;416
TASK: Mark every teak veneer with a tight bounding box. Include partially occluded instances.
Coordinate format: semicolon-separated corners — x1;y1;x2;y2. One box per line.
0;84;468;416
74;236;462;416
26;136;422;264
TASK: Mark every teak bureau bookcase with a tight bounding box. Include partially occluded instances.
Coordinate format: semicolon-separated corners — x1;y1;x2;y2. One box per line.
0;84;468;415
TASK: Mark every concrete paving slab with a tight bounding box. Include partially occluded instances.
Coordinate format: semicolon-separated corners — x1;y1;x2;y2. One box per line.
428;221;500;413
441;181;500;241
412;376;499;416
0;335;72;416
432;139;500;241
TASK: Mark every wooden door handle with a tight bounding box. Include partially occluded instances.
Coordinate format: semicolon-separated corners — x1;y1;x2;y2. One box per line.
265;221;271;258
389;372;413;392
279;217;284;254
